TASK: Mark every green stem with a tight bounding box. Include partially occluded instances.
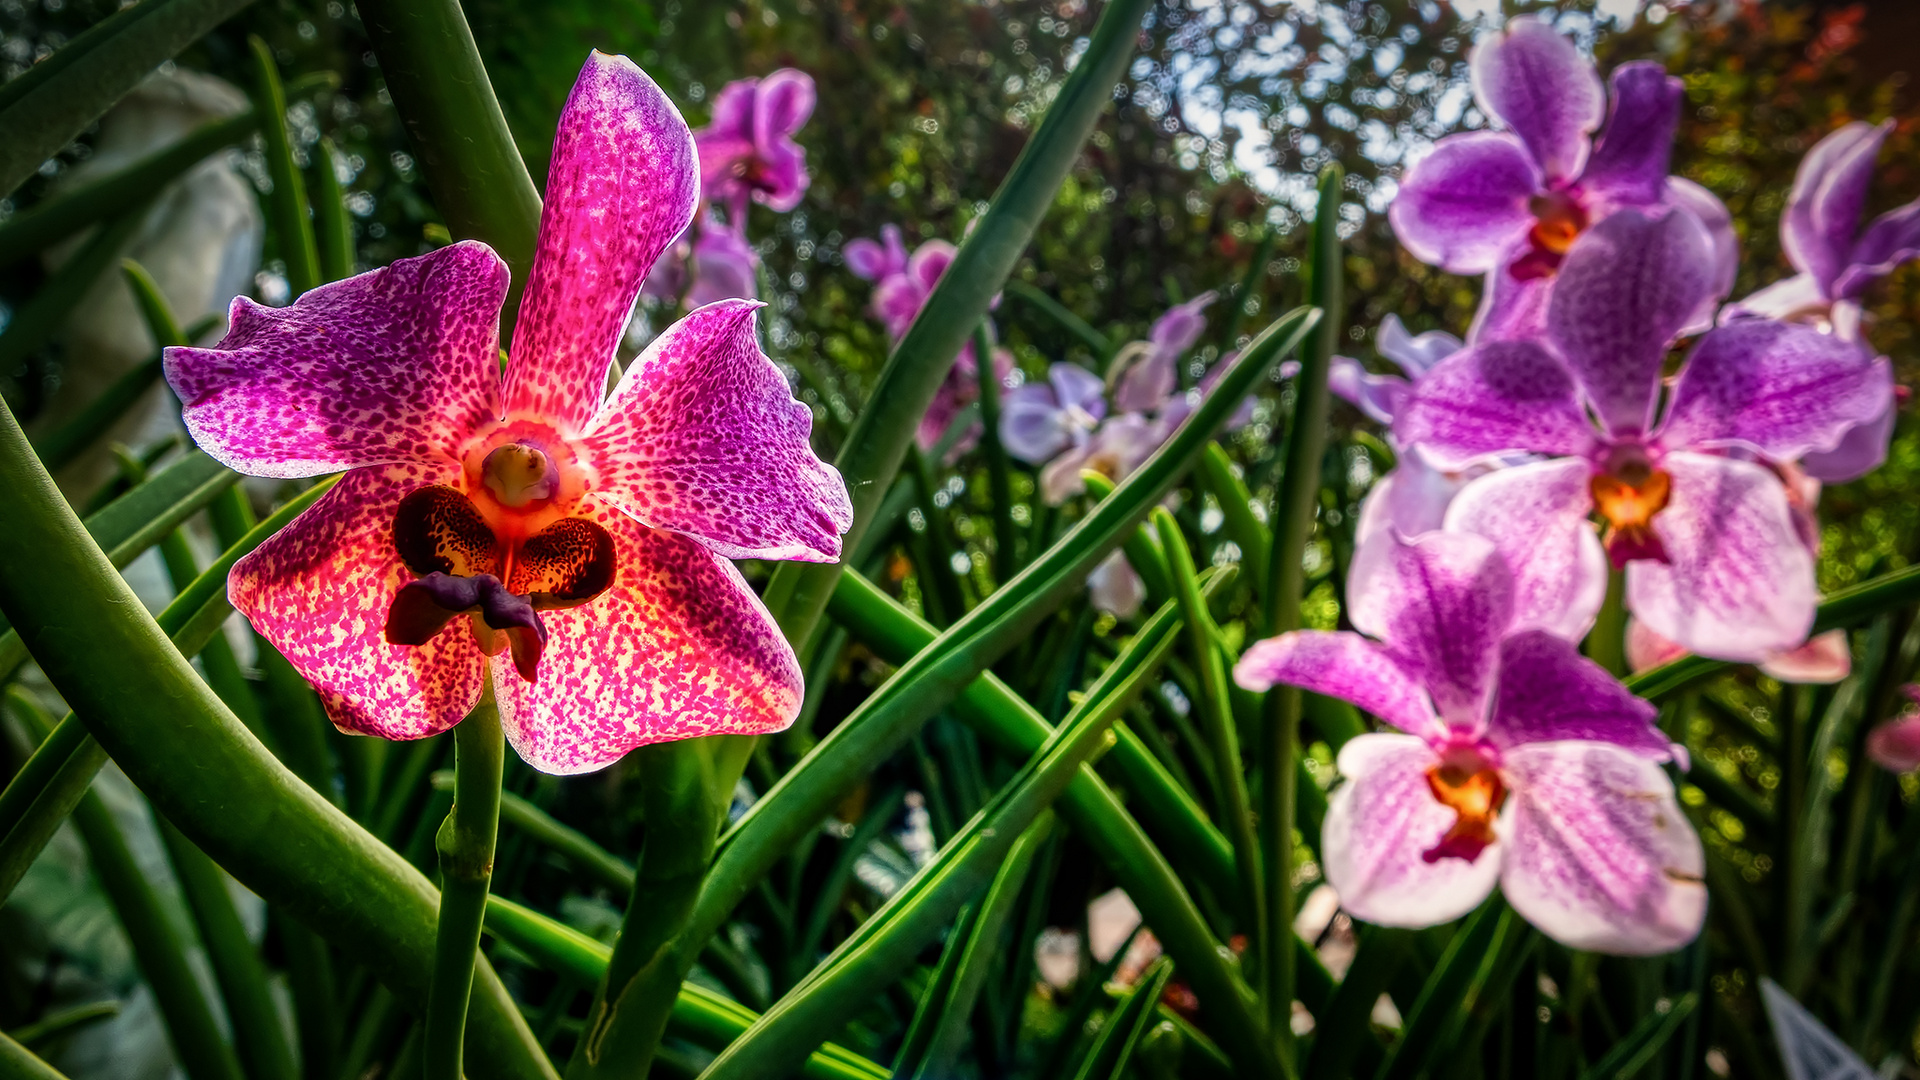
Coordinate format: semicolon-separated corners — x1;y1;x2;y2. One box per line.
313;137;357;282
1260;165;1342;1046
425;696;505;1080
247;36;319;296
1002;278;1112;358
0;1030;69;1079
1587;568;1627;677
973;321;1020;583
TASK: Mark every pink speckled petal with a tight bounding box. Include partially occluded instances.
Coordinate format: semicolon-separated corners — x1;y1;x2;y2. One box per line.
582;299;851;563
1469;18;1603;185
1389;132;1542;275
229;461;486;740
1470;262;1554;345
1627;452;1817;662
165;241;506;478
1501;741;1706;955
1662;320;1889;462
1347;530;1514;728
1548;208;1719;437
1487;631;1670;759
493;502;803;775
505;53;700;435
1323;734;1504;929
1784;121;1890;292
1234;630;1443;741
1393;339;1594;470
1445;458;1607;641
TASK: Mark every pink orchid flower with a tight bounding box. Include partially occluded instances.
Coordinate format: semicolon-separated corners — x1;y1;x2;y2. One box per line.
844;224;910;285
1112;291;1218;413
694;68;815;221
1235;530;1704;954
164;54;853;775
1867;688;1920;773
642;213;761;309
1626;620;1851;686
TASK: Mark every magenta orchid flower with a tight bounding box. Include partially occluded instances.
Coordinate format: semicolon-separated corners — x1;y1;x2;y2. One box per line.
845;224;910;285
164;54;853;775
1398;207;1890;662
1234;530;1704;954
642;214;761;309
1331;314;1463;426
873;239;957;341
1726;121;1918;483
1113;291;1218;413
1389;18;1733;341
694;68;815;221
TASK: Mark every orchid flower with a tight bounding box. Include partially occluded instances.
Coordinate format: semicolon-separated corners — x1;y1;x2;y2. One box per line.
1389;18;1732;341
1398;207;1889;662
1330;314;1463;427
1726;121;1918;483
1234;530;1704;954
164;54;853;775
873;239;958;341
1627;620;1852;686
643;213;760;309
1867;688;1920;773
693;68;815;221
1000;362;1107;466
1112;291;1218;412
1087;550;1145;619
844;224;910;285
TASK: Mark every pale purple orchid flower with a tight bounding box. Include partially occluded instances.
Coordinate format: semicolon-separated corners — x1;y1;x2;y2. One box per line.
1088;550;1145;619
693;68;815;221
1001;362;1107;465
1234;530;1704;954
1113;291;1218;412
1390;18;1734;341
1398;207;1890;663
163;54;853;774
641;214;761;308
845;224;910;284
1330;314;1463;426
1725;121;1918;483
874;239;957;341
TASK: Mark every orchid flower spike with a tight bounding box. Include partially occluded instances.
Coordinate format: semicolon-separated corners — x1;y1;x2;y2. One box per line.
1235;530;1704;954
1397;207;1890;663
694;68;816;221
1390;17;1734;342
165;53;854;775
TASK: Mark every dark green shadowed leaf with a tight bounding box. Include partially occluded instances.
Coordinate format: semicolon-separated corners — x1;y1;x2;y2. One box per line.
1577;993;1698;1080
247;36;320;297
0;207;152;378
1071;958;1177;1080
0;1028;73;1079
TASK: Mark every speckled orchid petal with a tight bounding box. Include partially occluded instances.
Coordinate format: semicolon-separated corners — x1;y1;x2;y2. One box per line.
1394;340;1594;470
1377;314;1462;378
1802;399;1896;484
504;52;700;434
1547;208;1719;436
1468;18;1603;185
1784;121;1891;292
1445;458;1607;641
582;299;850;563
1500;741;1706;955
1627;452;1818;662
1662;320;1889;462
1469;264;1553;345
1579;62;1683;209
1389;132;1543;274
1234;630;1443;741
1347;531;1513;727
1836;199;1920;300
229;461;486;741
492;503;803;774
1329;357;1408;425
1487;631;1670;759
166;241;506;478
1322;734;1504;929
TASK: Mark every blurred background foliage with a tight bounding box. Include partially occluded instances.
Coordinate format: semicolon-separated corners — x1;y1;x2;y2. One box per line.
0;0;1917;1076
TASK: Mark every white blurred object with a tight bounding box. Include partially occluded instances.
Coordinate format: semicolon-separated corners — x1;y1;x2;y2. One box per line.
34;67;263;497
1760;977;1877;1080
1087;887;1141;963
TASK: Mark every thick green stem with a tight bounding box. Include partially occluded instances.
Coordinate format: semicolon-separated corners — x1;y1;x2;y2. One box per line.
425;697;505;1080
1260;165;1342;1047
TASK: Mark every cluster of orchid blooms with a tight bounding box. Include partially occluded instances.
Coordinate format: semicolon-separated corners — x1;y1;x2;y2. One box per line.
158;19;1920;959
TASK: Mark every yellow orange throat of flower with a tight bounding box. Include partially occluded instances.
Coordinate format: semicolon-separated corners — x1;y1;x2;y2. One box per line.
1423;761;1508;864
1591;465;1673;569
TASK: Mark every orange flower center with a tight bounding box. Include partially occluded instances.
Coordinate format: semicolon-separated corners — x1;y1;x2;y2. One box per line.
1590;446;1672;568
1422;753;1507;864
1511;192;1591;281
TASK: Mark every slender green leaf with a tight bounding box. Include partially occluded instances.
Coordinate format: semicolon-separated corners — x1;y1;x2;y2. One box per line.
313;138;356;282
1374;900;1508;1080
6;1002;118;1051
247;36;319;296
27;313;216;471
1305;927;1411;1080
0;1031;68;1080
0;405;555;1080
0;0;257;197
1577;994;1699;1080
1073;958;1177;1080
0;207;151;375
1197;442;1271;604
974;321;1020;583
1004;278;1112;357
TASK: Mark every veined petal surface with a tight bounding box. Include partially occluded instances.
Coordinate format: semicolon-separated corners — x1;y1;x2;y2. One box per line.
1579;62;1683;209
1348;531;1513;727
1234;630;1442;741
1468;18;1603;185
1389;132;1542;274
1487;631;1669;758
1662;320;1888;462
1394;340;1594;469
1445;458;1607;640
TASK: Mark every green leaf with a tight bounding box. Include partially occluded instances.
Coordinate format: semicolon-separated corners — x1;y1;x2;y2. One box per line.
760;0;1160;653
0;405;556;1080
1577;994;1698;1080
247;36;320;296
0;0;258;198
26;315;216;472
6;1002;118;1052
1072;958;1178;1080
313;138;357;282
698;616;1180;1080
1004;278;1113;358
1304;927;1411;1080
0;1029;71;1079
1374;900;1509;1080
1197;442;1272;604
973;321;1021;583
0;206;151;376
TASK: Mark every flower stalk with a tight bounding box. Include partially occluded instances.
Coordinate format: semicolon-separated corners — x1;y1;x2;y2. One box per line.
424;693;505;1080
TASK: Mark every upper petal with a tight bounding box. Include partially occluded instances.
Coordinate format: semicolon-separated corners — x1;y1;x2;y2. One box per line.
1000;384;1074;465
494;502;804;774
1662;320;1889;462
1500;741;1706;955
1468;18;1603;185
1329;356;1409;425
1393;339;1595;469
1665;177;1739;334
1234;630;1443;741
1801;398;1895;484
581;299;851;563
1388;132;1542;274
1578;62;1683;209
1148;291;1217;355
1376;313;1462;377
1444;458;1608;641
1322;734;1504;929
1348;530;1514;727
505;53;700;435
1836;198;1920;300
229;461;486;740
1547;208;1719;436
1627;451;1818;661
752;69;816;147
1049;361;1109;417
1784;121;1890;291
165;241;506;478
1488;630;1670;759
